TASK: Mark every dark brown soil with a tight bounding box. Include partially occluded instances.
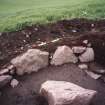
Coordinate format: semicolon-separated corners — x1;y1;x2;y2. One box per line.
0;18;105;105
1;63;105;105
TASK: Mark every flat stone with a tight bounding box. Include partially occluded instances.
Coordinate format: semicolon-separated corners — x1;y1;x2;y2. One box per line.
11;49;49;75
0;75;12;88
40;80;97;105
78;64;88;70
51;46;78;66
0;68;9;75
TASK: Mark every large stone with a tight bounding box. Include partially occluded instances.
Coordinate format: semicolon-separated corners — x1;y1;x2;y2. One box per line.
40;81;97;105
0;75;12;88
79;48;94;63
51;46;78;66
85;70;101;80
11;49;49;75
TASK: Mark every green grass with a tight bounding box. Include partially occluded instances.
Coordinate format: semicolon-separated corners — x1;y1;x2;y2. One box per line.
0;0;105;32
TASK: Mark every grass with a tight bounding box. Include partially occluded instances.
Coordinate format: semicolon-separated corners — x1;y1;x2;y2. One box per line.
0;0;105;32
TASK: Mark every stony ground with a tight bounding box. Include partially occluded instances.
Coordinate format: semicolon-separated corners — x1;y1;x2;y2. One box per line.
0;63;105;105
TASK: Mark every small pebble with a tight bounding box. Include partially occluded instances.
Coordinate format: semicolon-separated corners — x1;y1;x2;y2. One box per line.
51;38;60;43
85;70;101;80
34;28;38;31
0;33;2;36
23;40;26;43
26;34;30;38
91;24;95;27
8;65;14;70
10;79;19;88
0;69;9;75
20;46;24;50
83;40;88;44
78;64;88;70
72;29;77;33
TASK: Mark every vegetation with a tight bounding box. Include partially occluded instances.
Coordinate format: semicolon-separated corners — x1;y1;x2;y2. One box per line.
0;0;105;32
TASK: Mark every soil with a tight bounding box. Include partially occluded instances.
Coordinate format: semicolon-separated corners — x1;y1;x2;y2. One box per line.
0;18;105;105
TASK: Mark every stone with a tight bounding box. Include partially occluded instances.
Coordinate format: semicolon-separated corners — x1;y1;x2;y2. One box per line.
0;68;9;75
40;80;97;105
7;65;14;70
72;29;77;33
51;38;60;43
78;64;88;70
94;69;105;74
72;46;86;54
83;40;88;44
79;48;94;63
10;79;19;88
0;75;12;88
85;70;101;79
11;49;49;75
51;46;78;66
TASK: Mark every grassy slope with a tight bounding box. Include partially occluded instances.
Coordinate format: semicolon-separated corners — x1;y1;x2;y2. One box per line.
0;0;105;32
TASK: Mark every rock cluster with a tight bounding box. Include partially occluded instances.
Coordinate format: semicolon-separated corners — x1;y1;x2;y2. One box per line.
7;39;95;76
0;39;105;98
0;64;19;94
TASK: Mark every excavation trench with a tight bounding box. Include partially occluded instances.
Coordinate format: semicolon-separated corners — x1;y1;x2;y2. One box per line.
0;19;105;105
